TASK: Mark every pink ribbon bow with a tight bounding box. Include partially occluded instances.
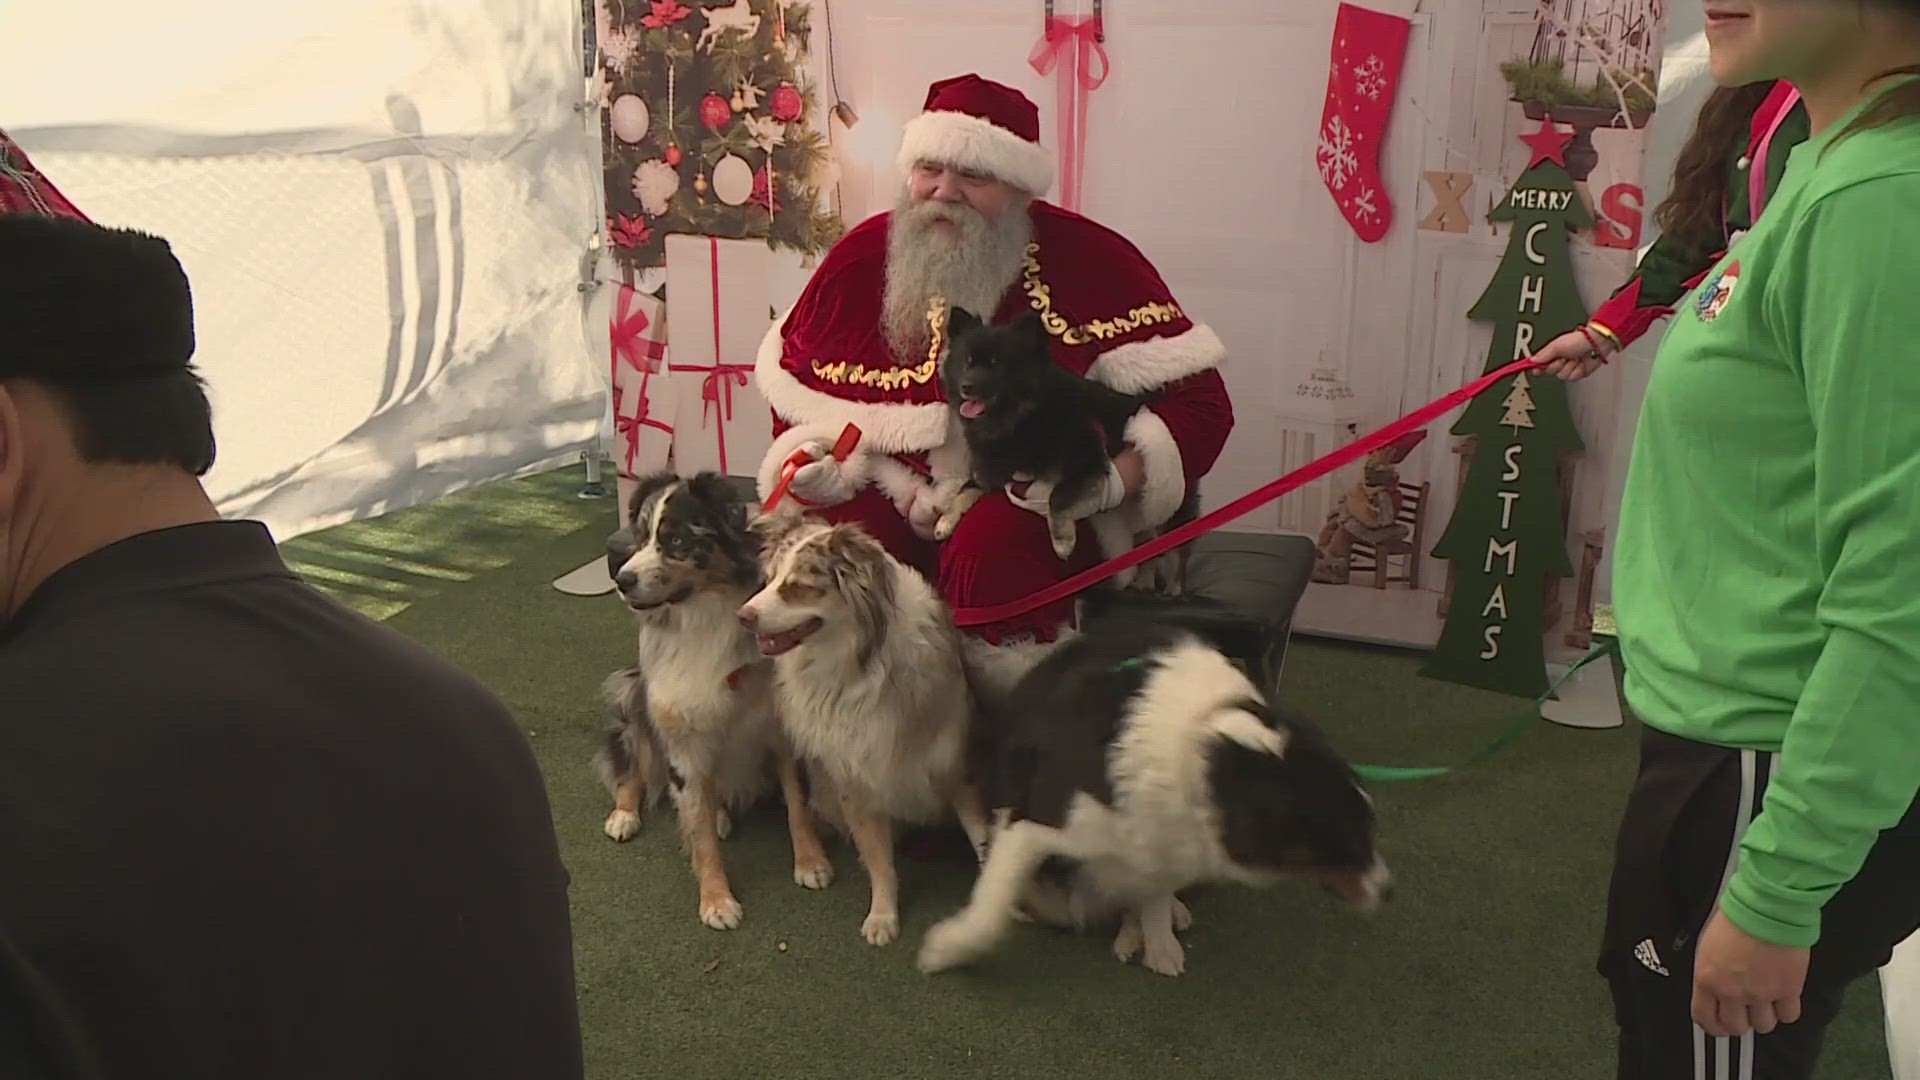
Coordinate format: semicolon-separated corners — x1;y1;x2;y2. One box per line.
1028;6;1109;212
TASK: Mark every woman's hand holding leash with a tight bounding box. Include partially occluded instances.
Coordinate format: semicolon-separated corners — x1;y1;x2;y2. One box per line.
1538;322;1621;382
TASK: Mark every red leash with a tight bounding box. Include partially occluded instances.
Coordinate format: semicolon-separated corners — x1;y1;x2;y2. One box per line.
949;356;1546;628
762;423;863;514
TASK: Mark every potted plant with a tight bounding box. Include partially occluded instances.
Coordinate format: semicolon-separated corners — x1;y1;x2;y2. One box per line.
1501;57;1657;181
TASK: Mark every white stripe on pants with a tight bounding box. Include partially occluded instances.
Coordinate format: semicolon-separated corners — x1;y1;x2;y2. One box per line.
1695;749;1771;1080
1887;932;1920;1080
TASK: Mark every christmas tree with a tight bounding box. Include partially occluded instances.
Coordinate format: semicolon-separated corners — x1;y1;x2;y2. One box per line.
1499;372;1537;430
597;0;844;272
1421;118;1590;698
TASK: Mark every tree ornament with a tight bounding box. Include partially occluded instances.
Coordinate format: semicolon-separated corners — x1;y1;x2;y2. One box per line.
770;82;803;123
711;153;754;206
701;93;732;130
631;159;681;217
751;163;780;213
610;93;652;144
694;171;709;197
731;88;746;113
665;144;683;167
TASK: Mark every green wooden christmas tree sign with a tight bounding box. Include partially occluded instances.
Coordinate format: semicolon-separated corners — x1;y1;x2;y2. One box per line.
1421;117;1589;698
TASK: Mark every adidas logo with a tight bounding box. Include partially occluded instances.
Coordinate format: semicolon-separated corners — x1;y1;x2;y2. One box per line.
1634;938;1670;977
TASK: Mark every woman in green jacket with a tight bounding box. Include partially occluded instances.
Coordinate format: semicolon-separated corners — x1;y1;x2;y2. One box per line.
1579;3;1920;1078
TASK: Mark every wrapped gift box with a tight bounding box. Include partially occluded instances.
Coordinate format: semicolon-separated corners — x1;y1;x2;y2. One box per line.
665;234;778;479
609;281;674;480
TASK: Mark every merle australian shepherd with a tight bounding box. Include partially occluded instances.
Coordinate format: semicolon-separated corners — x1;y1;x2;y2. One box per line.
595;470;834;932
935;307;1196;591
918;592;1392;977
737;508;989;947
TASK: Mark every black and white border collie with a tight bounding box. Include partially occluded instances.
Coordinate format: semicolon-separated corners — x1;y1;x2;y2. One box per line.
596;471;834;931
918;597;1392;976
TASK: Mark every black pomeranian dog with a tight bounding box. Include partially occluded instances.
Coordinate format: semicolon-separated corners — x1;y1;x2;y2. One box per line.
938;307;1147;564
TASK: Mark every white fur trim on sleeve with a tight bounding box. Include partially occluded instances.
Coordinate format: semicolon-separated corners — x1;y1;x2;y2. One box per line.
1125;408;1188;528
896;110;1055;197
755;422;876;504
1085;324;1227;396
866;454;931;512
754;309;954;453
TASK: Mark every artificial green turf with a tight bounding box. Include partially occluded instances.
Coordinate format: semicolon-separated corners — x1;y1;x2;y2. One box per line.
281;467;1893;1080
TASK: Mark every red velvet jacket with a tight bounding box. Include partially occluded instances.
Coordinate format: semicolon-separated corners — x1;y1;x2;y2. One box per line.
753;200;1232;530
0;130;90;221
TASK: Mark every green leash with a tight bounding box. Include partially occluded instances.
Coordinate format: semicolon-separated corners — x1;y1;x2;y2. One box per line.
1351;638;1621;782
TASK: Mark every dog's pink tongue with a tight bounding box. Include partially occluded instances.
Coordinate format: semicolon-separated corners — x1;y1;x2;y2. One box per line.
958;399;986;419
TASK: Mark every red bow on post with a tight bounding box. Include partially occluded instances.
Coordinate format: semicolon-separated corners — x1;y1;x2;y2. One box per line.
1028;0;1109;212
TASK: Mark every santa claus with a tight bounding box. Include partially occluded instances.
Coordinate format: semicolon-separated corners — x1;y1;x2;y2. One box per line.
754;73;1233;682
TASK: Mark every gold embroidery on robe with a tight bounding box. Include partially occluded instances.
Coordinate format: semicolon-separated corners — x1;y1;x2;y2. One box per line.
807;294;945;389
1019;243;1186;347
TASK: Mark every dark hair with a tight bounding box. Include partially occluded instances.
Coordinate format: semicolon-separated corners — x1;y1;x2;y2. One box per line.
1828;4;1920;148
1832;63;1920;148
1653;81;1778;251
0;215;215;476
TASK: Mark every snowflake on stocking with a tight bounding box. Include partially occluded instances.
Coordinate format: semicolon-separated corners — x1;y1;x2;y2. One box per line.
1351;184;1380;225
1353;55;1389;101
1318;115;1361;190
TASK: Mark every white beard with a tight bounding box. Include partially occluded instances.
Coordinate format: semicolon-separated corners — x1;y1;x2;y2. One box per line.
881;190;1033;361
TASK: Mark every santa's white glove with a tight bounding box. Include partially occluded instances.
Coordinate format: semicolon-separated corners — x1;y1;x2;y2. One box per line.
1006;459;1128;522
786;441;860;508
876;480;942;540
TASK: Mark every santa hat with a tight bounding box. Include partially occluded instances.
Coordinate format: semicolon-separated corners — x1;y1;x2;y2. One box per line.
895;74;1055;196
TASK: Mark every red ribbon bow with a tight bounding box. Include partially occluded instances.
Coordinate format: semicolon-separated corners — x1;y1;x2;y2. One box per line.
1028;10;1109;212
611;284;666;374
614;373;674;475
664;362;752;474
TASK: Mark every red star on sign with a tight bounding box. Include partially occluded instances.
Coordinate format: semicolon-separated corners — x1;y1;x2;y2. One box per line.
1520;116;1574;168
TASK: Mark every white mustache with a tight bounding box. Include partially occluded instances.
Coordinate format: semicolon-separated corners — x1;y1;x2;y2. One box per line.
902;201;983;232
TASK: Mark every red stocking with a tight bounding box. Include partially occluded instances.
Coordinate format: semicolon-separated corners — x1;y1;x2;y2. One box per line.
1316;3;1412;243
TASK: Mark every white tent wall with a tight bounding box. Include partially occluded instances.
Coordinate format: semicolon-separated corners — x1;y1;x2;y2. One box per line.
0;0;607;542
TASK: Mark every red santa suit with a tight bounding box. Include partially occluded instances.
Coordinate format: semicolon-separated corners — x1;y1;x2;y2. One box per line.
753;76;1233;647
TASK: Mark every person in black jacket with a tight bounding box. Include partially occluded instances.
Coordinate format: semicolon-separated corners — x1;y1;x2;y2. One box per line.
0;214;585;1077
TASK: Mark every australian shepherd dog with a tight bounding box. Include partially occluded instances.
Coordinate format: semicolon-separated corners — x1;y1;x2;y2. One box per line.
917;593;1393;977
738;509;991;946
933;307;1196;592
595;471;834;931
